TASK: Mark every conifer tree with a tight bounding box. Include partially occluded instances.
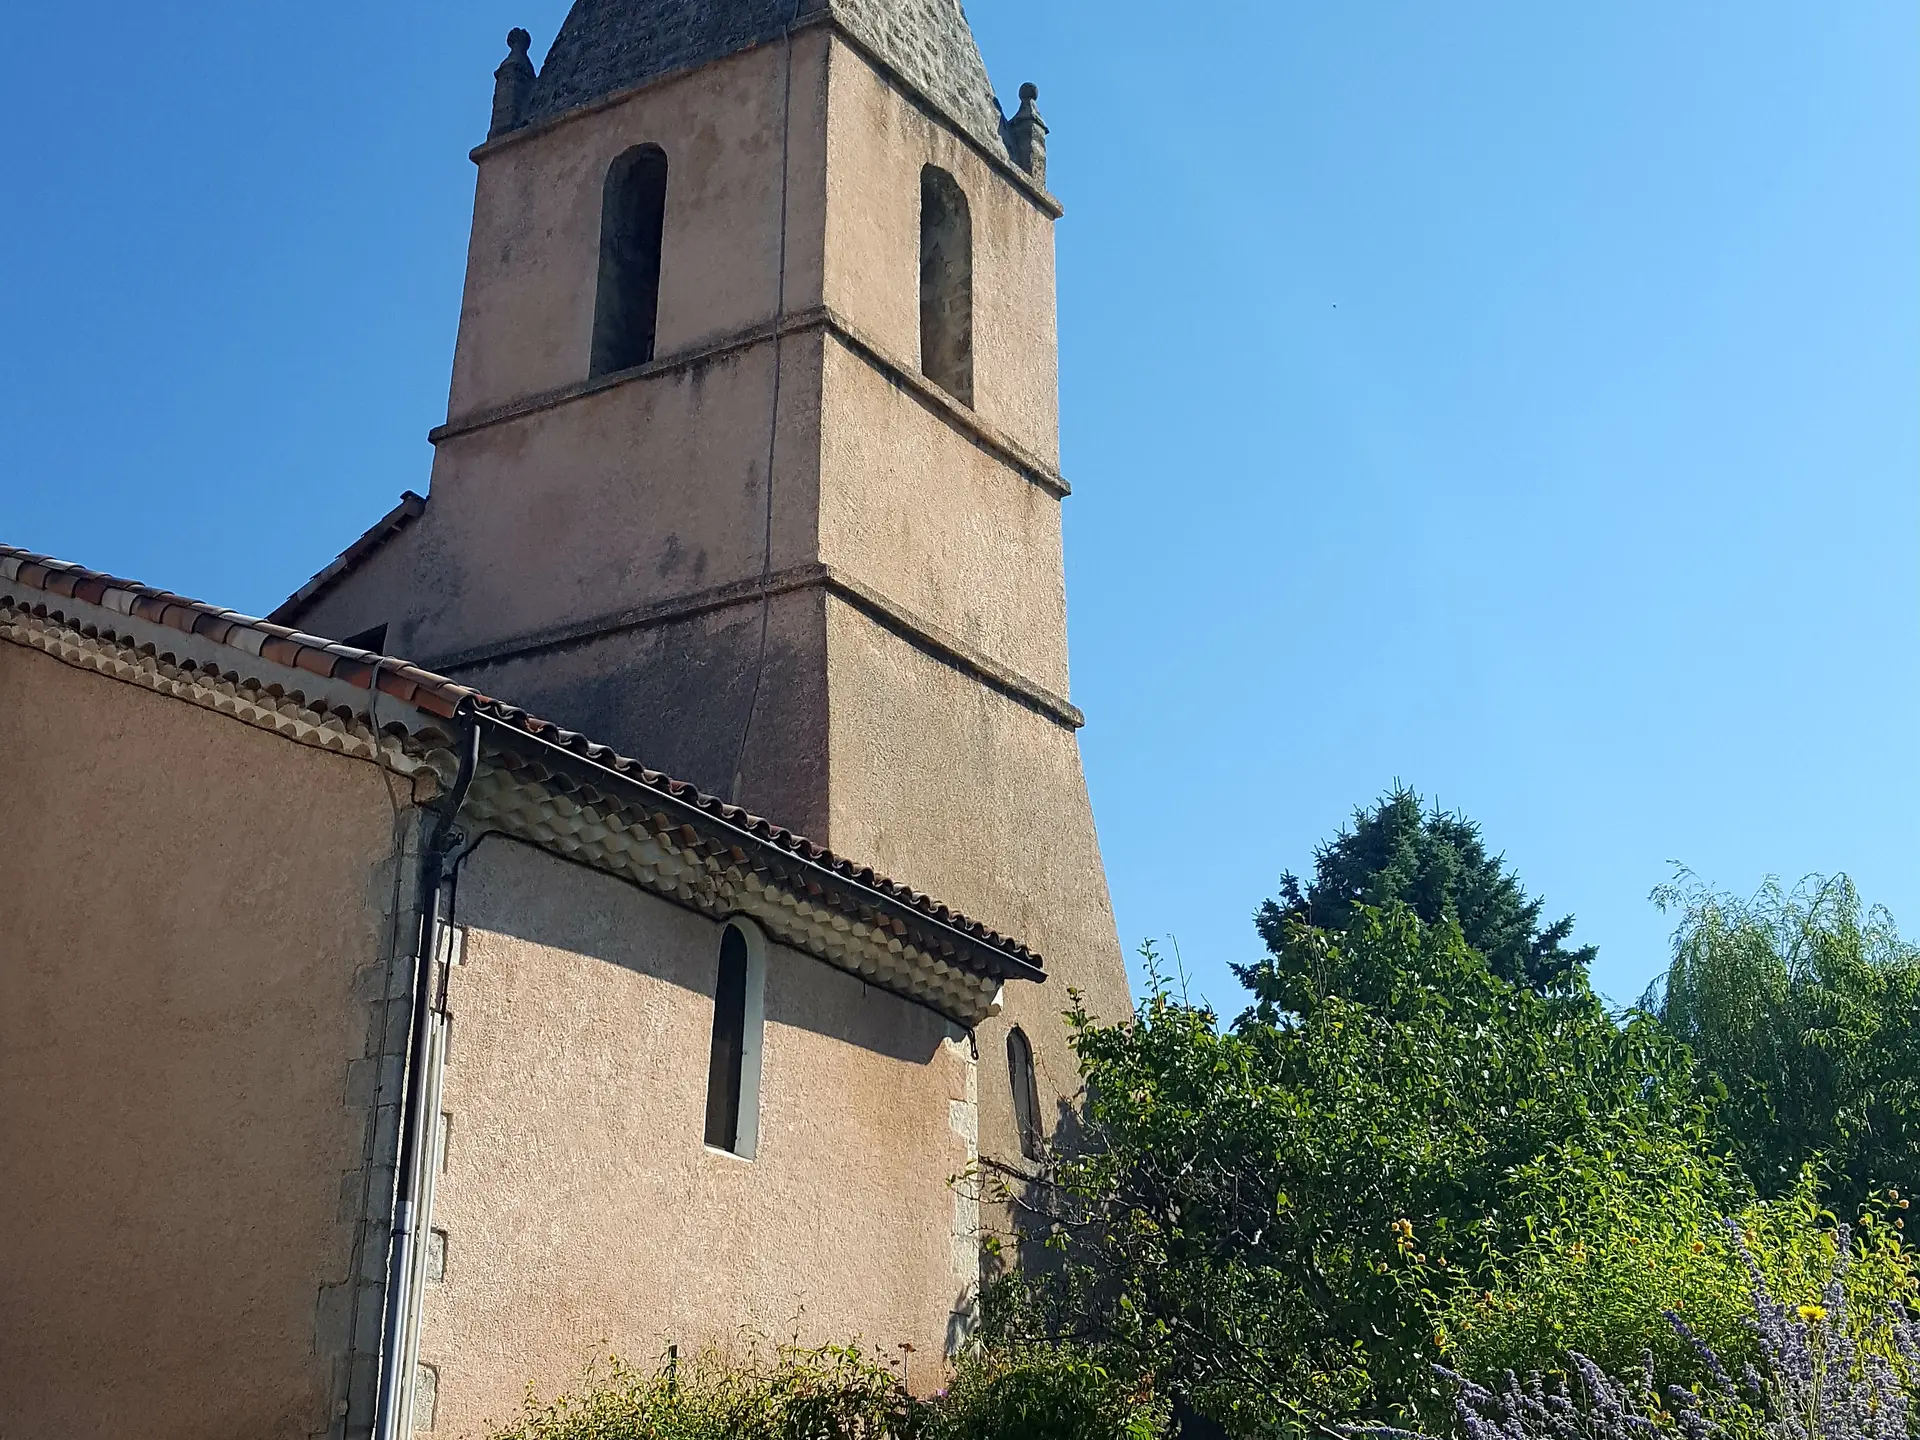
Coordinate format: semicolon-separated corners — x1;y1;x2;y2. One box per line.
1262;785;1595;993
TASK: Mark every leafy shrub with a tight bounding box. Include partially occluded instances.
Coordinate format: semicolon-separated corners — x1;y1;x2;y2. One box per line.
1366;1218;1920;1440
935;1348;1168;1440
1427;1177;1920;1406
486;1342;1167;1440
982;908;1738;1434
488;1343;929;1440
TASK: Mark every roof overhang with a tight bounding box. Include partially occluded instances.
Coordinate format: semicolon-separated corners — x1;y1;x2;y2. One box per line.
1;544;1042;1027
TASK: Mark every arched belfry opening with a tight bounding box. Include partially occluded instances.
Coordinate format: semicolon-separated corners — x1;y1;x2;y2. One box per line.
591;144;669;377
919;165;973;406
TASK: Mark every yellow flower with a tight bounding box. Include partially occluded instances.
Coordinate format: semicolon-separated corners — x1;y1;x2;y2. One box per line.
1799;1304;1828;1323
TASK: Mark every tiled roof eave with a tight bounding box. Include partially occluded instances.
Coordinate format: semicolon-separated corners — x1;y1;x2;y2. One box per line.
0;600;463;792
0;543;1045;1026
464;741;1017;1027
469;708;1043;979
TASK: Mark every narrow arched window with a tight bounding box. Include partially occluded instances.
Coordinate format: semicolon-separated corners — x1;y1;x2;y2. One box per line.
704;921;766;1158
1007;1026;1043;1161
591;144;669;377
919;165;973;407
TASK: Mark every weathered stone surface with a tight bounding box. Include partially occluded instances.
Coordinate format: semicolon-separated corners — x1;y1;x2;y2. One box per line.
525;0;1010;157
1005;82;1046;184
490;28;537;137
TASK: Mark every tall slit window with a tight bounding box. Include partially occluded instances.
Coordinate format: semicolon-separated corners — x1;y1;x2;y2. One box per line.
704;921;765;1158
919;165;974;406
1008;1026;1043;1161
591;144;669;377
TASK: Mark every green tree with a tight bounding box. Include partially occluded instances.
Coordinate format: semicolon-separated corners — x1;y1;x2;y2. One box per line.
987;907;1736;1436
1644;870;1920;1214
1268;786;1595;993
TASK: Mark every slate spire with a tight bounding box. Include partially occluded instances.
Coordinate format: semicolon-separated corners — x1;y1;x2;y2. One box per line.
521;0;1012;157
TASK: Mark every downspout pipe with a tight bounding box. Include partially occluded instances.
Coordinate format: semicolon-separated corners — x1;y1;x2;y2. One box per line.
373;705;481;1440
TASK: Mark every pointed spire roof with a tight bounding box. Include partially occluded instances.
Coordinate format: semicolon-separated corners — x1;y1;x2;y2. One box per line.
523;0;1009;157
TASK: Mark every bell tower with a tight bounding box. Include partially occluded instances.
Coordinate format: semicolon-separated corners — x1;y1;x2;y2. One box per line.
283;0;1130;1165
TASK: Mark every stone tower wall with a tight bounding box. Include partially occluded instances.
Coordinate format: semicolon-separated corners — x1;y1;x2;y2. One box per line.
293;16;1131;1243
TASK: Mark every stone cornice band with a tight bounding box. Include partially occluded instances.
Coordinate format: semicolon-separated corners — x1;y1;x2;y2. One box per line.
418;559;1084;733
426;304;1071;502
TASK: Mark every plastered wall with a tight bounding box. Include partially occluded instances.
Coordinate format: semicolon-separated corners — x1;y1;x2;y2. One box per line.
420;838;978;1437
817;334;1069;694
425;586;834;840
0;645;412;1440
449;34;830;417
401;333;824;665
821;34;1061;465
820;597;1132;1197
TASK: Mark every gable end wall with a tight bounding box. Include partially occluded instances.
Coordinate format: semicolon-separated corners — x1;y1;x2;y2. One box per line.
0;643;426;1440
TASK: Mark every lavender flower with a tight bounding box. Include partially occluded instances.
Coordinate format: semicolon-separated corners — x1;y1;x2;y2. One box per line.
1352;1219;1918;1440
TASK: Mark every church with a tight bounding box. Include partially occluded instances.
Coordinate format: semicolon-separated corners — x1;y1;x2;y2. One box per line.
0;2;1130;1437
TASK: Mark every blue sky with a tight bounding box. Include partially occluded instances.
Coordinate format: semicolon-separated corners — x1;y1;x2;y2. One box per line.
3;3;1913;1009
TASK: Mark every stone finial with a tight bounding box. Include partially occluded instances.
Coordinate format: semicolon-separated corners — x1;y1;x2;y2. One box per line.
490;28;536;139
1007;82;1048;185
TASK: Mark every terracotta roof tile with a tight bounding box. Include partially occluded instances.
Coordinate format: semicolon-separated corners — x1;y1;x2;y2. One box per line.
332;657;379;689
226;626;268;658
375;670;421;706
292;646;338;679
259;636;303;669
410;685;461;720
